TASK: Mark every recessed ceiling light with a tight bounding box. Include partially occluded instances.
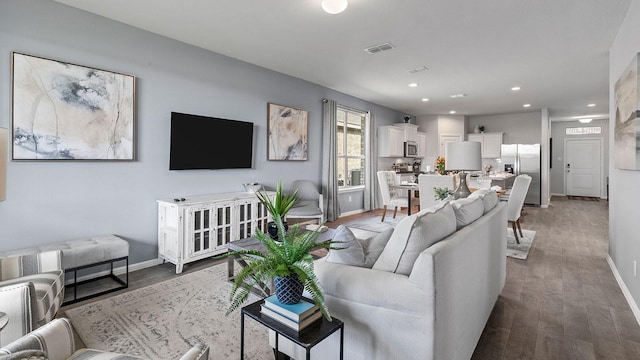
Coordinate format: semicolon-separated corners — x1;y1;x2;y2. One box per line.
449;93;467;98
523;104;531;108
579;118;593;123
421;98;429;102
408;66;429;74
511;86;521;91
408;83;419;87
587;103;596;107
449;110;456;114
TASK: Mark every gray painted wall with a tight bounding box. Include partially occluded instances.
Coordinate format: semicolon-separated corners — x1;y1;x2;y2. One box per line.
549;119;609;197
0;1;402;262
609;1;640;311
468;111;542;144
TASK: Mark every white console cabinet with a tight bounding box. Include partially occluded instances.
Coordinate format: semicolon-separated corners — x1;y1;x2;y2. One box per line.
157;191;273;273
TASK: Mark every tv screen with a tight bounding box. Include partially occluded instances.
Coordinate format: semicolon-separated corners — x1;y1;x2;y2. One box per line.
170;112;254;170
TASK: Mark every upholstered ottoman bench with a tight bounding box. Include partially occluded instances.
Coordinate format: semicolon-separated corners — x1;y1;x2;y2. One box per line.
0;235;129;305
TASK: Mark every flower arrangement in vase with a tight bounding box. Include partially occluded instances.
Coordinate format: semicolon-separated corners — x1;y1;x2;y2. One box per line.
435;156;446;175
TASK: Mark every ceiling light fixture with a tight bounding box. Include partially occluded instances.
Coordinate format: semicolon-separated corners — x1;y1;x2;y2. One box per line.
523;104;531;108
421;98;429;102
408;83;419;87
587;103;596;107
450;93;467;98
511;86;521;91
579;118;593;123
449;110;456;114
321;0;348;14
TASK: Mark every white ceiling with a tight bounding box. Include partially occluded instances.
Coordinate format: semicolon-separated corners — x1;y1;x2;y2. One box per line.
53;0;631;121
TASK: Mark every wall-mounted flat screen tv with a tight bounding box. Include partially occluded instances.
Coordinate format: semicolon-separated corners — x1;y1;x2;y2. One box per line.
170;112;254;170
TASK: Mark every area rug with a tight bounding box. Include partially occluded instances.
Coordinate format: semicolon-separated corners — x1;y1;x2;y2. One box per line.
65;263;272;360
506;228;536;260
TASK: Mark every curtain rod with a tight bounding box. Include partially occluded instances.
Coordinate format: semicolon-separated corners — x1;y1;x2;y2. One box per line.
322;98;368;114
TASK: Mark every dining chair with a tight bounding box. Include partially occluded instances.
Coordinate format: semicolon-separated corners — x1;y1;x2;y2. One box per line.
417;174;455;210
377;171;408;222
285;180;324;224
507;174;532;244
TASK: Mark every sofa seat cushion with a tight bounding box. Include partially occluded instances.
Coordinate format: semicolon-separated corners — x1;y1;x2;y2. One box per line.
450;197;485;229
373;201;457;275
468;188;498;214
68;349;142;360
325;226;394;268
0;270;64;326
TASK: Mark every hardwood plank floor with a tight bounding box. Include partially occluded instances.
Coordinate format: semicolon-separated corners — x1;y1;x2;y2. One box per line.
60;197;640;359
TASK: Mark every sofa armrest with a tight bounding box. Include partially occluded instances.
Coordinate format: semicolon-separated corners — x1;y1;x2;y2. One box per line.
314;260;430;314
0;282;37;346
178;343;210;360
0;251;63;281
0;318;75;360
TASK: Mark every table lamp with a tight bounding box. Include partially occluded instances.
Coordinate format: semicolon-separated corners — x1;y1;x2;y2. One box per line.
445;141;482;199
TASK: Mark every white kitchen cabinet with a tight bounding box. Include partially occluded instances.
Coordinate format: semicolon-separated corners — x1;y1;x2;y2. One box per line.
378;126;405;157
157;191;273;273
393;123;419;143
416;132;427;158
467;132;503;158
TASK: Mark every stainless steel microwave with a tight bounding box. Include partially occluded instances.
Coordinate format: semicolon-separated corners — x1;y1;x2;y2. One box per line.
404;141;418;157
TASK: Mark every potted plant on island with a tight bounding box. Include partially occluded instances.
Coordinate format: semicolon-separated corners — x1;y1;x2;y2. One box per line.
224;181;337;321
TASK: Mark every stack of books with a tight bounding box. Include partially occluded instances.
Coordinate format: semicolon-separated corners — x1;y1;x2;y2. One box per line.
260;295;322;331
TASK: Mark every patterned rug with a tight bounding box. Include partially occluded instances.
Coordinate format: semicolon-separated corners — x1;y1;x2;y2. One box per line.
506;228;536;260
65;263;271;360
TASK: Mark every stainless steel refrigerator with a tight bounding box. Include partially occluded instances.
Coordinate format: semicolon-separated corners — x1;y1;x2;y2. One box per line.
501;144;541;206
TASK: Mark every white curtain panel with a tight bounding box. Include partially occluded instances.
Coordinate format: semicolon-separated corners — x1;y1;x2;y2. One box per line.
364;112;377;211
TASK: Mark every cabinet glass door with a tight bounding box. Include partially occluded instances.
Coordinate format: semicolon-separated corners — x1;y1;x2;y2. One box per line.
237;201;252;239
215;203;233;247
190;208;212;256
253;200;270;234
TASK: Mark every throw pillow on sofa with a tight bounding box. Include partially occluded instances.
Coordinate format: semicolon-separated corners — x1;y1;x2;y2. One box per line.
450;196;485;229
468;188;498;213
372;201;457;275
325;226;394;268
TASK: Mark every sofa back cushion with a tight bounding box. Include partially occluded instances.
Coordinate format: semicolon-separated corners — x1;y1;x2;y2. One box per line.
450;196;485;229
373;201;457;275
468;188;498;214
325;226;394;268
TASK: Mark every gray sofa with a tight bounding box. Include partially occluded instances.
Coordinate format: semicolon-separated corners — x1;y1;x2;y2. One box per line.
0;318;209;360
276;189;507;359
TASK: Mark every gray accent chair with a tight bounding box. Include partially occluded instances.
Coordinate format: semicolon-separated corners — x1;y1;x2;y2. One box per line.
0;251;64;346
285;180;324;224
0;318;209;360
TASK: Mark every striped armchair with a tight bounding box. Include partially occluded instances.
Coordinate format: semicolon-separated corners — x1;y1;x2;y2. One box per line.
0;250;64;346
0;318;209;360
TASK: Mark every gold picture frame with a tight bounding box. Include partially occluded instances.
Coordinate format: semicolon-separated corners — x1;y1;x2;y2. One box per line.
267;103;308;161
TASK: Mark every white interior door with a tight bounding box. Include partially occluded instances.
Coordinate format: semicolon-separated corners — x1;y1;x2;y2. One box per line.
440;134;463;157
565;139;602;197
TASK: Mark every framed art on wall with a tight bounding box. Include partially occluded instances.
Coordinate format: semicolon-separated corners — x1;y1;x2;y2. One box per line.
613;52;640;170
11;52;136;160
267;103;308;161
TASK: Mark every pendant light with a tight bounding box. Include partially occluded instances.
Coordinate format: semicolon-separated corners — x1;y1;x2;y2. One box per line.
321;0;348;14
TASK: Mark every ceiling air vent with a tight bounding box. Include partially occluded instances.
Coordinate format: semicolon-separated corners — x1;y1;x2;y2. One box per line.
364;43;394;54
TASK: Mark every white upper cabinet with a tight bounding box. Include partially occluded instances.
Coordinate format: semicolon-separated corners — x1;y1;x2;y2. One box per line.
393;123;419;142
378;126;405;157
467;132;503;158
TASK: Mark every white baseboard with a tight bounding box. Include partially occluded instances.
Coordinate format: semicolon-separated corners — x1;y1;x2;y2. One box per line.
339;209;367;217
64;258;160;285
607;255;640;326
550;193;566;197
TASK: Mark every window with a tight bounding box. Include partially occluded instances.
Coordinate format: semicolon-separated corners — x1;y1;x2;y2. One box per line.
566;126;601;135
337;107;366;189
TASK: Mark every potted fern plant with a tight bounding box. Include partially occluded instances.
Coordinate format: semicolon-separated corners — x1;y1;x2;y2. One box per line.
225;182;336;320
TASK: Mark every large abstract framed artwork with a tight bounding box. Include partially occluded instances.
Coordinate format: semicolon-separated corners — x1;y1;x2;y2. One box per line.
614;52;640;170
267;103;308;161
11;52;136;160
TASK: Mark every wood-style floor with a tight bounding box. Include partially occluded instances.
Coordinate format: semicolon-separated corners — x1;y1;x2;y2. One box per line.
61;196;640;359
